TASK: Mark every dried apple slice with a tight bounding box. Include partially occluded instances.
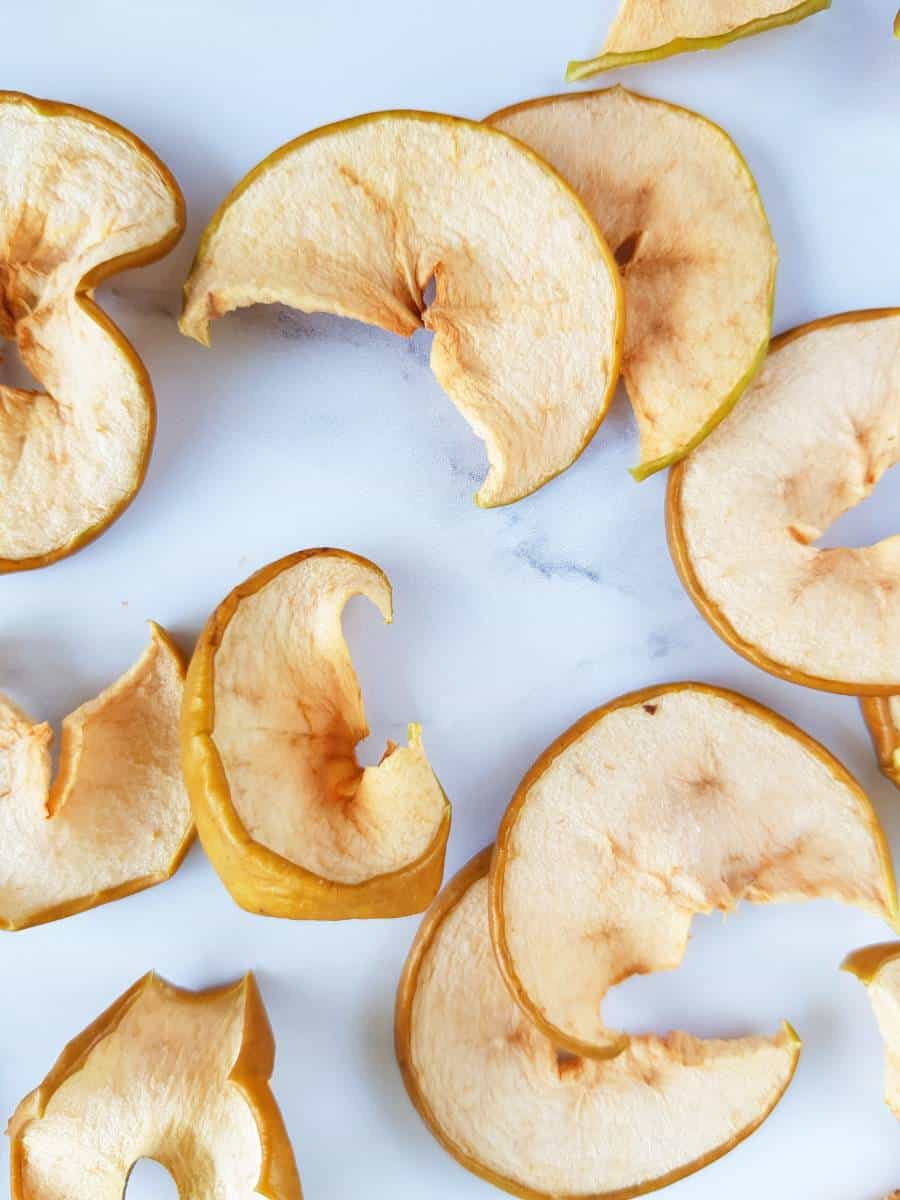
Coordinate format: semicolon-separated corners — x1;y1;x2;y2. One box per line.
861;697;900;789
8;971;302;1198
490;683;897;1060
487;88;776;478
397;848;801;1199
668;310;900;695
180;112;623;507
0;92;185;571
567;0;830;80
182;549;450;919
843;943;900;1117
0;623;192;931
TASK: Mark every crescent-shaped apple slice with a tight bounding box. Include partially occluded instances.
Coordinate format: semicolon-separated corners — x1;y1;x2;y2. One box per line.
0;623;193;930
182;549;450;919
397;848;801;1200
488;88;776;479
567;0;829;80
843;943;900;1118
490;683;897;1060
0;92;184;571
8;972;302;1199
180;112;623;507
861;697;900;789
668;310;900;695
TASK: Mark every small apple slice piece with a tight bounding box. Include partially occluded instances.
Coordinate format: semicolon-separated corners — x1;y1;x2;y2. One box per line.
491;683;897;1060
843;942;900;1117
0;92;184;571
182;549;450;919
668;310;900;694
567;0;829;80
861;697;900;789
0;623;192;931
397;847;801;1199
8;971;302;1199
488;88;776;478
180;111;623;507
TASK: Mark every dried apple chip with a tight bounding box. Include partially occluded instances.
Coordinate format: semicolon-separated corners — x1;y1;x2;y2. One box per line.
8;972;302;1199
0;623;192;930
861;697;900;789
488;88;776;478
567;0;830;80
397;848;801;1200
490;683;897;1060
180;111;623;507
0;92;184;571
668;311;900;694
182;549;450;919
844;943;900;1117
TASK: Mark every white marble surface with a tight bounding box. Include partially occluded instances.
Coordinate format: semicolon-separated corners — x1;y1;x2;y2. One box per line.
2;2;900;1197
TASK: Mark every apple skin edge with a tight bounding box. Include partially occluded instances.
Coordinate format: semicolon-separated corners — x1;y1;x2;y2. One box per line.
860;698;900;790
0;92;186;573
7;972;302;1200
396;846;803;1200
180;548;451;920
666;310;900;698
566;0;831;82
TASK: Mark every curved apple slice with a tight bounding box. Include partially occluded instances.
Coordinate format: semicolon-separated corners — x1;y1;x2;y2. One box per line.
8;971;302;1199
668;311;900;695
844;943;900;1117
490;683;897;1060
567;0;829;80
0;92;184;571
398;848;800;1200
861;697;900;789
488;88;776;479
0;623;192;931
180;111;623;508
182;549;450;919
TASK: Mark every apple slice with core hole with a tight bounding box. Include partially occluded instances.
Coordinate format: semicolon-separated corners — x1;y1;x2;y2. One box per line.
490;683;897;1060
567;1;830;80
487;88;776;479
861;697;900;789
0;623;192;931
0;92;184;571
668;311;900;694
7;972;302;1199
180;111;623;507
843;943;900;1118
182;549;450;919
397;848;801;1200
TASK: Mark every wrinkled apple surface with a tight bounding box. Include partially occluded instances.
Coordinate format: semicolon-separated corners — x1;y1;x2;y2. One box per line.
8;972;302;1199
861;696;900;788
491;684;897;1058
0;92;184;570
668;311;900;693
182;549;450;919
397;849;800;1200
844;943;900;1118
568;0;830;79
0;623;192;930
488;88;776;478
180;111;623;507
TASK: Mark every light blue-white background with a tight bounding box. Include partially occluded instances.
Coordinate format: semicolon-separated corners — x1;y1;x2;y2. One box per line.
2;2;899;1196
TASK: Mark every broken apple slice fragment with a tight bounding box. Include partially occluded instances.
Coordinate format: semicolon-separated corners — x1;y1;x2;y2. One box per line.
668;310;900;694
861;697;900;789
567;0;830;80
397;848;801;1199
488;88;776;478
490;683;897;1060
0;623;192;931
180;111;623;507
0;92;185;571
181;549;450;919
8;972;302;1199
843;943;900;1117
